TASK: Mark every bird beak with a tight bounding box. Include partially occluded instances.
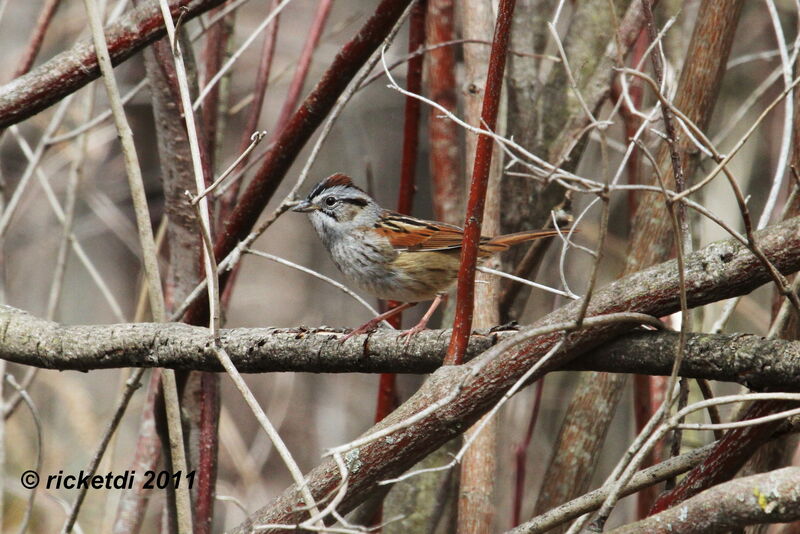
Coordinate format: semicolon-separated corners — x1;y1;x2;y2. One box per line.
292;200;318;213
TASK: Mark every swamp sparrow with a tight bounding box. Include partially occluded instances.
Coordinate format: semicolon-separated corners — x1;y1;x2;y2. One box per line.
293;173;564;337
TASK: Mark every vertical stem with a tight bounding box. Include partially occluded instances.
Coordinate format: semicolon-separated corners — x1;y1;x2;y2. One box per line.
425;0;462;225
271;0;334;136
445;0;516;366
83;0;193;530
200;7;235;172
12;0;63;78
220;0;280;214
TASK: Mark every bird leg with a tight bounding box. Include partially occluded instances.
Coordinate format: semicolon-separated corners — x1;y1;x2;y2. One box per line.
341;301;416;342
400;293;447;339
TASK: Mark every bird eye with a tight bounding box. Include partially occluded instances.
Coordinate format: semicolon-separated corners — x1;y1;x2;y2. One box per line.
324;196;337;207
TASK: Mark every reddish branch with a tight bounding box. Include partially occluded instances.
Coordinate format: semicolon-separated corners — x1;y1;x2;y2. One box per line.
113;371;163;534
222;0;280;212
229;215;800;532
189;372;221;534
425;0;461;225
12;0;63;78
184;0;415;327
396;0;425;218
649;401;798;513
271;0;333;136
444;0;516;366
0;0;227;128
512;381;543;527
200;7;235;172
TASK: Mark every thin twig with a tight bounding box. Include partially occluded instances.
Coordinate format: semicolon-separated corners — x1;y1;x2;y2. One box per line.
60;369;146;534
6;373;42;534
83;0;191;531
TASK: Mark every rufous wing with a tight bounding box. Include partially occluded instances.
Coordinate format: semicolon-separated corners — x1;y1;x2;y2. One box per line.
374;212;567;254
373;212;467;252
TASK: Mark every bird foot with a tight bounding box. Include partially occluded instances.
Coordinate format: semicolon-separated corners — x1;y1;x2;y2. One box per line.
398;319;430;344
340;318;382;343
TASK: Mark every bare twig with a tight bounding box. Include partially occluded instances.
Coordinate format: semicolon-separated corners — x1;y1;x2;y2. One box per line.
60;369;146;534
84;0;191;530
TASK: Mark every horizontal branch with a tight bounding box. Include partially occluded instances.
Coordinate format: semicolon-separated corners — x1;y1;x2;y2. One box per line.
576;331;800;391
0;306;497;372
606;467;800;533
2;305;800;391
0;0;225;128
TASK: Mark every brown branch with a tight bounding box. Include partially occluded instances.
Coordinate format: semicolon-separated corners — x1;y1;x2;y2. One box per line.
113;371;163;534
0;0;226;129
12;0;63;78
608;468;800;534
5;308;800;390
425;0;462;226
199;6;235;172
648;399;797;515
220;0;280;214
270;0;333;136
532;372;627;524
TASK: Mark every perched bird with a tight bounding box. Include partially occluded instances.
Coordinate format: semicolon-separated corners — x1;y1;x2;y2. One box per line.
293;173;565;338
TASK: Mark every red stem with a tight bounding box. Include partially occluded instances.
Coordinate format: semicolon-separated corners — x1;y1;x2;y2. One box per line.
271;0;334;136
200;7;235;173
193;373;220;534
217;0;281;308
113;370;163;534
632;375;657;517
12;0;63;79
185;0;415;327
396;0;425;217
220;0;281;212
425;0;461;225
444;0;516;366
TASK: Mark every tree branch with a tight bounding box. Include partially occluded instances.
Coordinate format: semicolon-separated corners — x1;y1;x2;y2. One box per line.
606;467;800;534
0;0;226;128
3;307;800;390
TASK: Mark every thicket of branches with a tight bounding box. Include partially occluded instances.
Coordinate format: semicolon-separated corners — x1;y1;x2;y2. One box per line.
0;0;799;533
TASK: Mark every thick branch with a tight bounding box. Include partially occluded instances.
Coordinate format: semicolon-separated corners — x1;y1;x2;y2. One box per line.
606;467;800;533
0;0;225;128
3;306;800;391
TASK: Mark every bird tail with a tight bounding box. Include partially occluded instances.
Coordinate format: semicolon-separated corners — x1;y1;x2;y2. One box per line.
482;228;568;252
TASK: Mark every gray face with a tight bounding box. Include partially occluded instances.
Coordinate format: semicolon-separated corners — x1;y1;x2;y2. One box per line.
292;183;383;245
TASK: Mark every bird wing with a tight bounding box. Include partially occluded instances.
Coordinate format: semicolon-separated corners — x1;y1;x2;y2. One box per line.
373;212;470;252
